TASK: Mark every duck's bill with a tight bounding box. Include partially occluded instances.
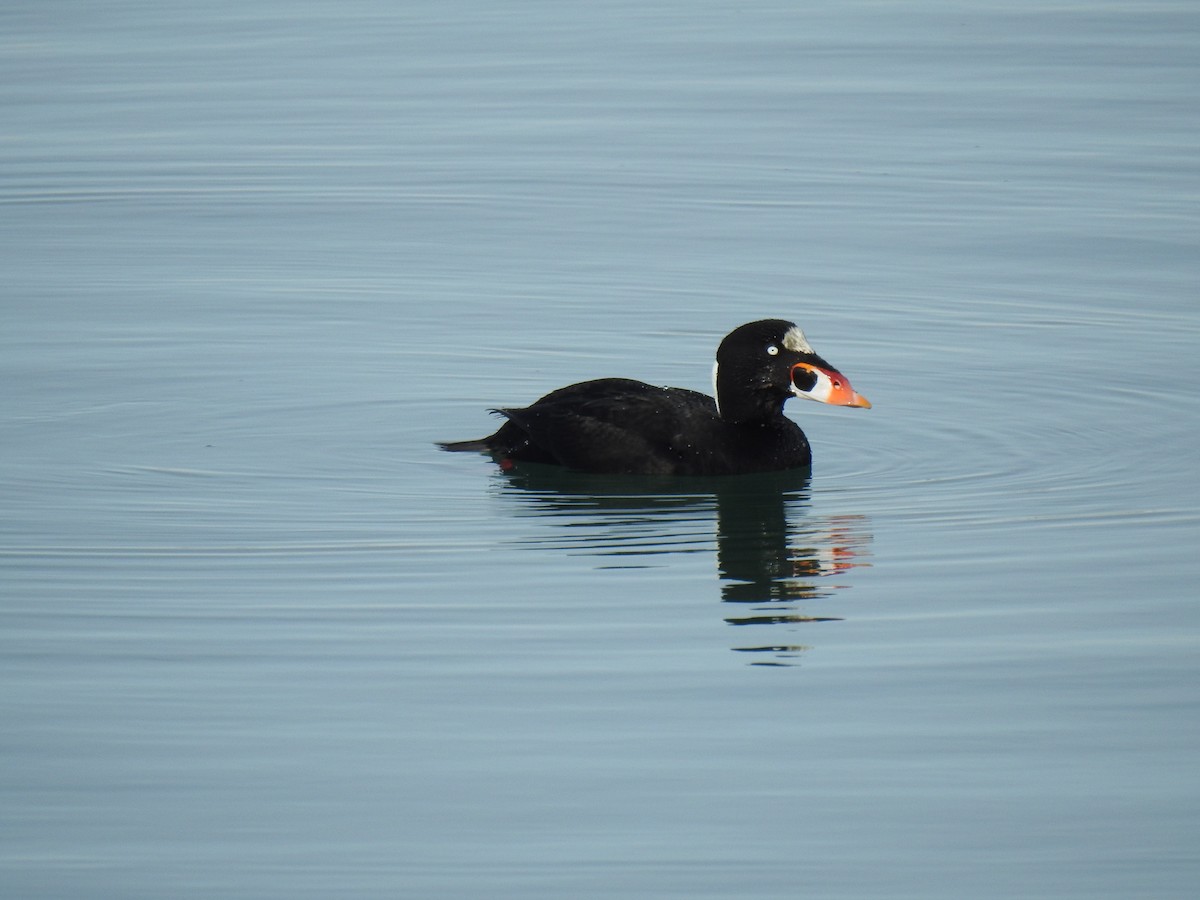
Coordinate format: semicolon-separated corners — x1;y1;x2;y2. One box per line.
790;363;872;408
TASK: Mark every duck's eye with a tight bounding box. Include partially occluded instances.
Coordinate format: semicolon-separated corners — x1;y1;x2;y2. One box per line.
766;345;779;356
791;367;818;392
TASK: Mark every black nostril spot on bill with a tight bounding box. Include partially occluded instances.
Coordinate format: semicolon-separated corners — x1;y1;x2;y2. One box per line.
791;367;817;392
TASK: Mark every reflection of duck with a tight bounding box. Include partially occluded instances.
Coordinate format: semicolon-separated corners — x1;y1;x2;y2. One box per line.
495;465;872;664
440;320;869;475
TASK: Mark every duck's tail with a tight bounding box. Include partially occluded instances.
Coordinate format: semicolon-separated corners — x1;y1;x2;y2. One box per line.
436;438;492;452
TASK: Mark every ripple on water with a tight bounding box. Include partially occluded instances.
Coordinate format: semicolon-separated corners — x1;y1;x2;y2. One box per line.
816;355;1199;534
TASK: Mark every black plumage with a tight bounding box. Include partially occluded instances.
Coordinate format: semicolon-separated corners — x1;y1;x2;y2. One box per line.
439;319;869;476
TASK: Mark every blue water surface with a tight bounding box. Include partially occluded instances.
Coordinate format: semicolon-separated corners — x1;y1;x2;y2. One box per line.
2;2;1198;898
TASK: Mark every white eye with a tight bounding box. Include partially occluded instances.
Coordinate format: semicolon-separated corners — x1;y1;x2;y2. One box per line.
766;345;779;356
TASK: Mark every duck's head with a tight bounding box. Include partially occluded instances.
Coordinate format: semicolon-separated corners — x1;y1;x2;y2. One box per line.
712;319;871;424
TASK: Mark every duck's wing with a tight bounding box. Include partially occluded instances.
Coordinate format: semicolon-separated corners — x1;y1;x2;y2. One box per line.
497;378;717;474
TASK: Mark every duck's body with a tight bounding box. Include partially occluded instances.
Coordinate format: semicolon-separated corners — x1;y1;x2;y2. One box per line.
447;377;813;476
439;319;869;476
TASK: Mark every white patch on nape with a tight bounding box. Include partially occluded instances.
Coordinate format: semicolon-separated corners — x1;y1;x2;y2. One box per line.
782;326;813;354
711;360;721;416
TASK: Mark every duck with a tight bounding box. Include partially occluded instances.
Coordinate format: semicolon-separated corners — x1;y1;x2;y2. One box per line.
438;319;870;476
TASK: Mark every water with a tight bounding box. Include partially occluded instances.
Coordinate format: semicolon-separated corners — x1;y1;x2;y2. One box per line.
3;2;1198;897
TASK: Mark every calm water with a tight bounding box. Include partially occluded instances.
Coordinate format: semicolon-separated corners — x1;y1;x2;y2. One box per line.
3;2;1199;897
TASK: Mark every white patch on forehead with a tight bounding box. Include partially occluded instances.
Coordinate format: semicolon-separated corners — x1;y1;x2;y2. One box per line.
782;326;813;354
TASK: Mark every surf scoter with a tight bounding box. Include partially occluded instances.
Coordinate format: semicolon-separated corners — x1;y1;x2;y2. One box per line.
438;319;870;476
